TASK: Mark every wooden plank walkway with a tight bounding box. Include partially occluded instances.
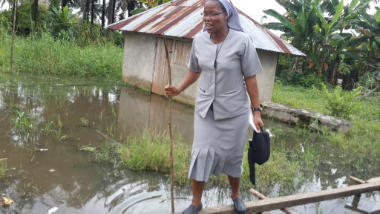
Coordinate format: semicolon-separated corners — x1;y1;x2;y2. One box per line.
173;180;380;214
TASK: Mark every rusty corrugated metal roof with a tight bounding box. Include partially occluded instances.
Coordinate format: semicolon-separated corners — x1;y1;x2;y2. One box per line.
107;0;305;56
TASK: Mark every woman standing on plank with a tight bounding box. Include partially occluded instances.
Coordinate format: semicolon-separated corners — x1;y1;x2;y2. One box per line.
165;0;264;213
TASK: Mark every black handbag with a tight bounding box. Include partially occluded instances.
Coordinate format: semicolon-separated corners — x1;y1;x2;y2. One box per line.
248;130;270;185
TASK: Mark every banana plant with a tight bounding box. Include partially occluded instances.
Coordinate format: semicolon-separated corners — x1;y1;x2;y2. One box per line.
265;0;375;85
48;6;77;39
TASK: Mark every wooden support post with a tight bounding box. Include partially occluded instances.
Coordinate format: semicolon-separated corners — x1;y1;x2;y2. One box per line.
345;176;380;213
249;189;296;214
348;176;365;208
344;204;370;214
10;0;18;72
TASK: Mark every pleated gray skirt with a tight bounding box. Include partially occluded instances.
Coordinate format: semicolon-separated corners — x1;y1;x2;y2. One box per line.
188;108;250;182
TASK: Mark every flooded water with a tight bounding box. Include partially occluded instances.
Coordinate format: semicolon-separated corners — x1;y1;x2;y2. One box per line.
0;72;379;214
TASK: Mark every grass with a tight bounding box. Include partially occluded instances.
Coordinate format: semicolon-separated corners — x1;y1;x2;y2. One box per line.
0;29;123;80
90;129;302;192
272;83;380;180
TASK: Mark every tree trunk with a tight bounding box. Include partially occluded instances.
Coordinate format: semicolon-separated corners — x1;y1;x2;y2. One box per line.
31;0;38;25
330;62;338;84
90;0;95;24
83;0;90;22
106;0;114;24
101;0;105;28
111;0;116;23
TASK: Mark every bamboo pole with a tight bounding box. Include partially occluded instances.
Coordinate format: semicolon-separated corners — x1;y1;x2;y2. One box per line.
163;38;175;213
249;189;296;214
349;176;366;184
10;0;18;72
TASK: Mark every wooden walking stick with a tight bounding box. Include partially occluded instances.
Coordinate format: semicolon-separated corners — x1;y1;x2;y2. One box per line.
163;38;175;213
10;0;18;72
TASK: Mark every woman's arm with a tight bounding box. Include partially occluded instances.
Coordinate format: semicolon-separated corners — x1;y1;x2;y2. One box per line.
245;75;264;131
165;71;200;97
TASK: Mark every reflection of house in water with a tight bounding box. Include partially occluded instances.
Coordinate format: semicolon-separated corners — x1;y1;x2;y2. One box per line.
108;0;305;105
117;87;194;144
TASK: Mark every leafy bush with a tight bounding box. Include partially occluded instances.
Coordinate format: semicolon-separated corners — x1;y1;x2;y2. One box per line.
73;22;124;47
0;11;12;31
0;2;50;35
357;70;380;95
48;6;77;40
321;83;362;119
277;70;323;88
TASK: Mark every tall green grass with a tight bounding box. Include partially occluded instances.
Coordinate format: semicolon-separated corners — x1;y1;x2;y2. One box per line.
0;30;123;80
272;84;380;180
91;129;301;192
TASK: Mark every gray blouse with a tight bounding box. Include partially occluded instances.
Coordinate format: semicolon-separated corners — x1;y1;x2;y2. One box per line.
188;29;263;120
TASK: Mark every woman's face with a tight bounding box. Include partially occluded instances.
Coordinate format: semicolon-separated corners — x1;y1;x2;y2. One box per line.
203;0;228;34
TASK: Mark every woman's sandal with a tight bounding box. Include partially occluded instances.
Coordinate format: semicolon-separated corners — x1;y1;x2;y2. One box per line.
233;197;246;213
182;203;203;214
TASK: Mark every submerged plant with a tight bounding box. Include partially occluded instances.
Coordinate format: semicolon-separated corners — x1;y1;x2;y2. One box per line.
80;117;89;127
13;110;39;141
0;158;8;180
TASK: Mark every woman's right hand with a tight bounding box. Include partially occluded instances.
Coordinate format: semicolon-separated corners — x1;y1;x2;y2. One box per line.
164;85;180;97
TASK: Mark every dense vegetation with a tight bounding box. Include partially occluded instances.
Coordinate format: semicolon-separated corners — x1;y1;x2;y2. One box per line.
265;0;380;92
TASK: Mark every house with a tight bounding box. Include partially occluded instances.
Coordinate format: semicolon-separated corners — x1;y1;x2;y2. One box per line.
108;0;305;105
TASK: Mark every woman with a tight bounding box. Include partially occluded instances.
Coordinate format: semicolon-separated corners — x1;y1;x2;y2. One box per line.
165;0;264;213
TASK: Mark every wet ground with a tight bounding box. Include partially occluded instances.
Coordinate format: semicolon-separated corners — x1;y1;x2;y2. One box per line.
0;72;379;214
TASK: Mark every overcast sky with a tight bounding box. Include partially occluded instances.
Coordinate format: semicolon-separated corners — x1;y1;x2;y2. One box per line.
231;0;286;24
232;0;379;25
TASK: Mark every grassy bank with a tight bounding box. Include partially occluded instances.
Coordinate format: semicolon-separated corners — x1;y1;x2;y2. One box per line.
0;29;123;80
273;84;380;179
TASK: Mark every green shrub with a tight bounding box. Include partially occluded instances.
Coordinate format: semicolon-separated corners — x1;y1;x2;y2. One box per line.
277;70;323;88
73;22;124;47
321;83;362;119
48;6;77;40
357;71;380;95
0;2;50;35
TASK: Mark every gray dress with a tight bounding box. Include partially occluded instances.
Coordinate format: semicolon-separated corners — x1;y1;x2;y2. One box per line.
188;29;263;182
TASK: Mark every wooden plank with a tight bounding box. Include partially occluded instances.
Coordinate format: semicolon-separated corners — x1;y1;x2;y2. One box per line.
368;177;380;183
249;189;296;214
196;181;380;214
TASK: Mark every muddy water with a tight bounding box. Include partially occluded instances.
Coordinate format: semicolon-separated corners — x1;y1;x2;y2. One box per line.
0;72;379;214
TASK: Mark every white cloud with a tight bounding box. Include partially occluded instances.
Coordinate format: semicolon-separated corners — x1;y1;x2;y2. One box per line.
232;0;285;24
